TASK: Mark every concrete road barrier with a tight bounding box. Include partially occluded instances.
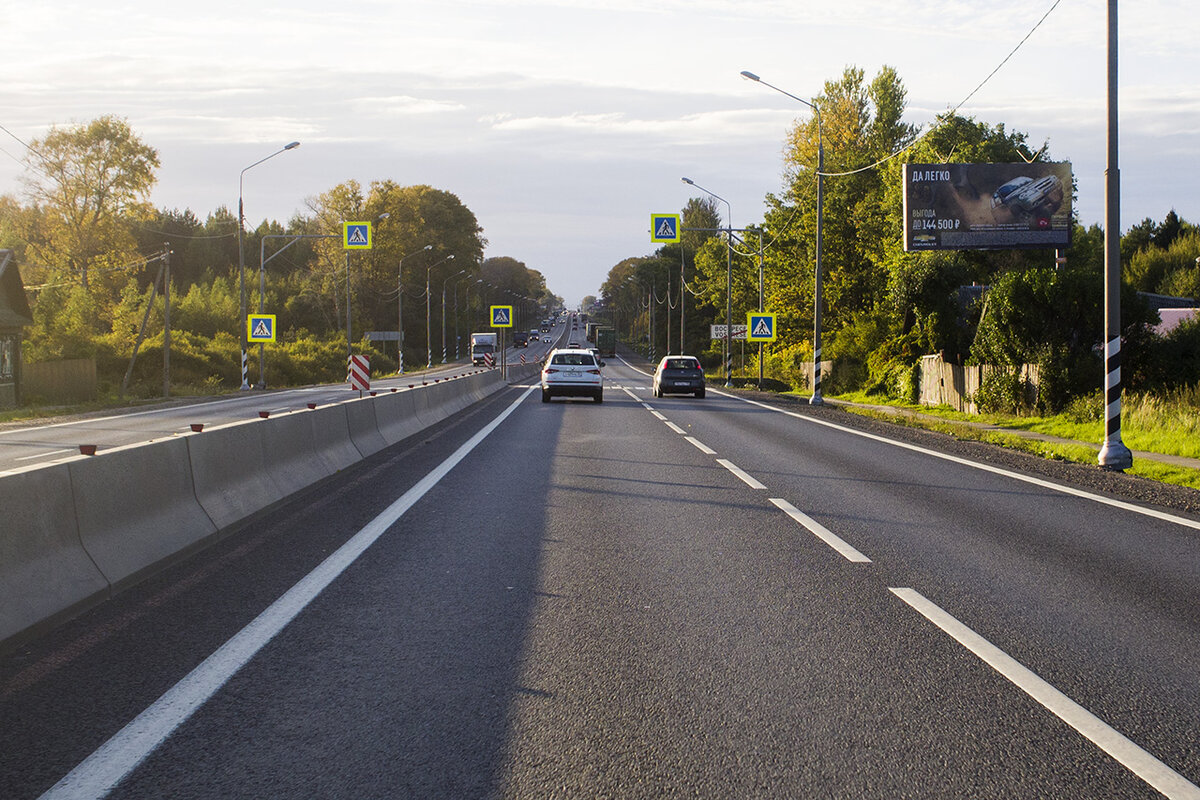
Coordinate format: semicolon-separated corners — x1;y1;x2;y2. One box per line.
344;397;387;457
188;420;284;532
0;463;109;646
70;438;217;591
1;368;526;652
258;411;336;498
307;404;362;471
374;389;424;446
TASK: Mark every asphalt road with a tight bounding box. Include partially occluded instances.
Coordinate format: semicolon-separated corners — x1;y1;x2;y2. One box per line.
3;354;1199;798
0;325;563;474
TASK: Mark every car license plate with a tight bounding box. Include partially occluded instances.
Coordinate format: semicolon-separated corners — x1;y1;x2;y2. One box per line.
675;381;691;386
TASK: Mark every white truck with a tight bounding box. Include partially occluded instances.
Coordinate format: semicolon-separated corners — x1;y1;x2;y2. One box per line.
470;332;498;365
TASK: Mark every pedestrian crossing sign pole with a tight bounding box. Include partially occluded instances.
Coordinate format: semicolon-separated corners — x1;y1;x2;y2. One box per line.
247;314;277;343
746;312;777;343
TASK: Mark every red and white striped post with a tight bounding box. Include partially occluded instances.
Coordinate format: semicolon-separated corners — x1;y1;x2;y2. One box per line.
348;355;370;396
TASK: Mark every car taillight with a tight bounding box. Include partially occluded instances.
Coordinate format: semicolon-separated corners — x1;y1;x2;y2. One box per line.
544;368;559;374
587;369;600;375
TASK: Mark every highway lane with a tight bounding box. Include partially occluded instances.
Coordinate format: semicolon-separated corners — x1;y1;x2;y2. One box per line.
0;321;564;474
3;356;1198;798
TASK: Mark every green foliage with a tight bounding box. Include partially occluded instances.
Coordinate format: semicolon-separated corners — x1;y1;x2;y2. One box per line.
759;342;814;391
971;367;1031;415
1126;230;1200;296
20;115;159;291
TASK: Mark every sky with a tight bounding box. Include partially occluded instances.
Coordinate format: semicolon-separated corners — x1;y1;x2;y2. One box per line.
2;0;1198;307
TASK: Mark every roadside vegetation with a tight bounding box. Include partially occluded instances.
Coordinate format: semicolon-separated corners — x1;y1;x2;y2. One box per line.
2;68;1197;490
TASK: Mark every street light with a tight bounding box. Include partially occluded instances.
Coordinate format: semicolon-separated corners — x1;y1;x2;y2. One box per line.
426;254;455;368
396;244;433;374
741;69;825;405
682;176;734;387
238;141;299;390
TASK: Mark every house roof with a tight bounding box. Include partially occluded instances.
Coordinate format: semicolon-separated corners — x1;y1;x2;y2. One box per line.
0;250;34;330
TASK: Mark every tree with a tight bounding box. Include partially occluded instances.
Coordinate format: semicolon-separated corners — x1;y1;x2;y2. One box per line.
20;115;159;290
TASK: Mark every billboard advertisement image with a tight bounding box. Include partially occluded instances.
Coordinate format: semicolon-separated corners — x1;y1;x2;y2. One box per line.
903;162;1072;251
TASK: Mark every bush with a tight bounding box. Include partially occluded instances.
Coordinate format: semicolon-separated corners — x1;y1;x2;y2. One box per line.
972;366;1031;415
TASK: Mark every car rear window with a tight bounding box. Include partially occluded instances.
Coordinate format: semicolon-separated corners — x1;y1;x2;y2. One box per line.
551;353;597;366
665;358;699;369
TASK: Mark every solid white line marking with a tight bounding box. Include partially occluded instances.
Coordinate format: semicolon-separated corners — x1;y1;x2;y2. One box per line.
717;458;767;490
890;587;1200;800
770;498;872;563
685;436;717;456
730;395;1200;533
664;421;687;435
39;386;538;800
616;358;1200;533
15;448;75;462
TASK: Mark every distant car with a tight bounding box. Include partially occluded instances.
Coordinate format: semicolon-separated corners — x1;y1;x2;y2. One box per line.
589;347;602;365
568;341;580;348
541;348;603;403
653;355;706;398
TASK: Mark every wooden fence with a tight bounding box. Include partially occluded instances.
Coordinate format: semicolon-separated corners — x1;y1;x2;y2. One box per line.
22;359;98;404
918;355;1039;414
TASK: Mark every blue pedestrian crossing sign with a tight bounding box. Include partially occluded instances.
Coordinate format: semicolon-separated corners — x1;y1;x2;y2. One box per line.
342;221;372;250
490;305;513;328
650;213;681;243
247;314;277;343
746;312;777;342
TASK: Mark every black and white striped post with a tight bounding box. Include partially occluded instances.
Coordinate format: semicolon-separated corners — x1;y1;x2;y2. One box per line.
1098;0;1132;472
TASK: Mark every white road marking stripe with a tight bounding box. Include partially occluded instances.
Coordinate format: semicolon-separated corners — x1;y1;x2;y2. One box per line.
717;458;767;490
665;421;687;435
890;587;1200;800
650;410;667;422
15;449;75;462
686;437;717;455
770;498;872;563
38;386;538;800
731;395;1200;532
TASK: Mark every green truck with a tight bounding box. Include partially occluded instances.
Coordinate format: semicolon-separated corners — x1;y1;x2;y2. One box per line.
596;327;616;357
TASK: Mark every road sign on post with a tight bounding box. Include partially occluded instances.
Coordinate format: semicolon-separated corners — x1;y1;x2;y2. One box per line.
342;222;372;250
247;314;276;343
490;305;513;327
651;214;681;243
746;312;777;342
348;355;370;392
710;324;747;341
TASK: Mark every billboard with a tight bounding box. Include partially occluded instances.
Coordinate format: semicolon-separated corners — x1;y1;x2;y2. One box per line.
903;163;1072;251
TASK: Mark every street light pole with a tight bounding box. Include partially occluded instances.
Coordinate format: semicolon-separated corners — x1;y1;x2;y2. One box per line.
396;244;432;374
238;141;299;390
442;269;466;363
741;70;825;404
426;254;454;368
682;177;733;386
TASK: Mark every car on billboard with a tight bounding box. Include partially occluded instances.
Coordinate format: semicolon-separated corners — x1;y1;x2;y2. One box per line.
990;175;1064;222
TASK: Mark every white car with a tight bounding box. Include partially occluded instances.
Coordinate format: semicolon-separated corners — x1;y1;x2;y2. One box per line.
541;348;603;403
